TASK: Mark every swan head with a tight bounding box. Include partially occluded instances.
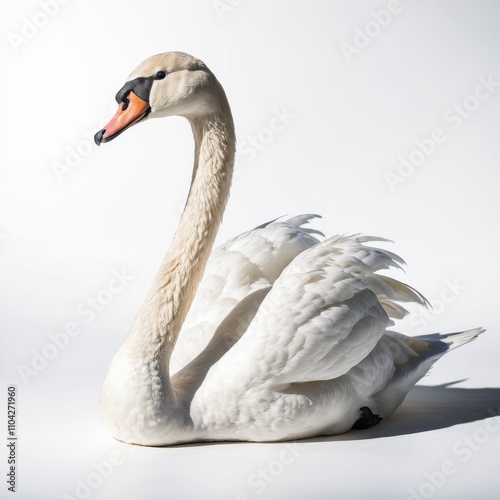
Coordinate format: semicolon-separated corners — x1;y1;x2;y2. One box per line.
94;51;224;145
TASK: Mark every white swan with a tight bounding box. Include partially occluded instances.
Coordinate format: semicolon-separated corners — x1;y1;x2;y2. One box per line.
94;51;483;446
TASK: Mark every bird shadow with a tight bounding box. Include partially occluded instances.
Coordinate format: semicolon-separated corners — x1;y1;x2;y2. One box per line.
308;381;500;443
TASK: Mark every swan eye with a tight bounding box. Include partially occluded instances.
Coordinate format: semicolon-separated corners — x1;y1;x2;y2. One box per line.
155;71;167;80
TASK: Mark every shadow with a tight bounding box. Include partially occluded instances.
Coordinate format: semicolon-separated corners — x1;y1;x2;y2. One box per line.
307;382;500;443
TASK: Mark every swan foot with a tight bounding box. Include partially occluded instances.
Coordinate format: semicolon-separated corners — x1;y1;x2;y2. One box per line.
351;407;382;430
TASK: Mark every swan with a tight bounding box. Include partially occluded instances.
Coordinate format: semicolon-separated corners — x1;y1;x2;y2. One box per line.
94;51;483;446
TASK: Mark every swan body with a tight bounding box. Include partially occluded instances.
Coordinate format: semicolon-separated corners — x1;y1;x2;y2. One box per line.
95;52;483;446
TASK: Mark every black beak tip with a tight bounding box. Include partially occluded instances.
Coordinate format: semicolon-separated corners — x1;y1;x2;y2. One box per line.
94;129;106;146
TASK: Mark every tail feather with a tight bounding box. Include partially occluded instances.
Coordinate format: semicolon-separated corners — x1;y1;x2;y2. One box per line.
373;328;485;417
416;327;485;356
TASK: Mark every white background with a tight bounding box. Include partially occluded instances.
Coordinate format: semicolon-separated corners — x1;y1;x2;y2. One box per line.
1;0;499;499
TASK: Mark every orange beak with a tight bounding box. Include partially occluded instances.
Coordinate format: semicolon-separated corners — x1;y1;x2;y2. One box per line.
94;91;149;145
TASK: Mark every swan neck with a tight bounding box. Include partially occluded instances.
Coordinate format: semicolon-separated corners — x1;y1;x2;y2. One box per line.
129;101;235;365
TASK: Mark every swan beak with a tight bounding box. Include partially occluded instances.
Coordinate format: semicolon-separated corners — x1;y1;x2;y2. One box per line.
94;91;150;145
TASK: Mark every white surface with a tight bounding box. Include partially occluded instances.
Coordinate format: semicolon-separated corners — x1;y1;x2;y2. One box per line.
1;0;499;498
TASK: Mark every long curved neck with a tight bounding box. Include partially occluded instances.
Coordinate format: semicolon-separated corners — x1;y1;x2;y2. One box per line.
125;99;235;368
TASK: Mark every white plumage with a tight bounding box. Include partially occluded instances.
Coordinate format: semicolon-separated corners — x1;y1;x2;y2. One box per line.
171;215;321;374
95;52;483;446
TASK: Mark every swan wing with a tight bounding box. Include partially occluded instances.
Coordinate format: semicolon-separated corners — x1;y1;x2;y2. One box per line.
205;234;428;387
170;215;321;374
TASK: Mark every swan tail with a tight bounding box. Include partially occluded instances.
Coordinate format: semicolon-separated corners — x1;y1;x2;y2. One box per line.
372;328;485;416
414;327;485;355
384;327;484;374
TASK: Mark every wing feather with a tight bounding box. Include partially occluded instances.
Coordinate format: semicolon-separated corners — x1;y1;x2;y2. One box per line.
170;215;321;373
201;235;424;390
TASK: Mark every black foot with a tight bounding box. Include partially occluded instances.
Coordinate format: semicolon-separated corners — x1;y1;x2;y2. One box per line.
351;407;382;430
